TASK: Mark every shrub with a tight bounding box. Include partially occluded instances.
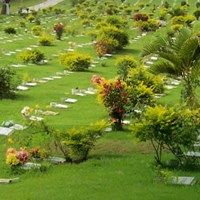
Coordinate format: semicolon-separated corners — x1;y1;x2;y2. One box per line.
4;27;17;34
26;14;35;22
39;33;54;46
116;56;138;80
54;22;64;40
126;66;165;93
92;76;128;130
193;10;200;19
53;121;107;162
32;25;43;36
132;105;200;165
104;15;126;29
59;52;91;71
97;25;129;51
95;38;118;57
136;19;160;32
133;13;149;21
0;67;20;99
19;49;45;64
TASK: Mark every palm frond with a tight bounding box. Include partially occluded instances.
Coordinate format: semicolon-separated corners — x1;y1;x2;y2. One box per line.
172;28;192;52
179;36;199;67
150;59;180;76
142;36;168;57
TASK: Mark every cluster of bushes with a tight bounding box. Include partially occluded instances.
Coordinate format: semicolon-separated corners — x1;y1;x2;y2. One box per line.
59;52;91;71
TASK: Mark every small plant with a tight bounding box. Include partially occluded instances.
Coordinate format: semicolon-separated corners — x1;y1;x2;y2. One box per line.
54;22;64;40
38;33;54;46
59;52;91;71
0;67;20;99
4;27;17;34
53;121;107;162
116;56;138;80
19;49;45;64
32;25;43;36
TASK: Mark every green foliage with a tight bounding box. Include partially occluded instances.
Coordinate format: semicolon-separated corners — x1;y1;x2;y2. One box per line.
4;27;17;34
31;25;43;36
142;28;200;108
0;67;20;99
132;105;200;165
116;56;138;80
19;49;45;64
96;25;129;53
53;121;107;162
126;66;165;94
136;19;160;32
38;33;54;46
59;52;91;71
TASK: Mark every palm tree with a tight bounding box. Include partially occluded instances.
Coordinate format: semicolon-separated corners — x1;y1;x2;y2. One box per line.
142;28;200;108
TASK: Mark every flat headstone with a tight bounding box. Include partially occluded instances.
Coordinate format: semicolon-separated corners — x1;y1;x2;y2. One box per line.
165;85;175;90
84;90;95;95
25;82;37;87
21;162;41;170
0;178;19;184
48;157;66;164
50;103;68;109
65;98;77;103
104;127;112;132
171;176;196;186
51;76;62;79
10;124;25;131
29;116;44;121
185;151;200;157
17;86;29;91
42;77;54;81
122;120;130;125
0;127;14;136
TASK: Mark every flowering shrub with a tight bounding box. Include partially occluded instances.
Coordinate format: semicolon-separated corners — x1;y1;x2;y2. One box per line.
92;75;128;130
59;52;91;71
54;22;64;40
6;148;29;167
29;147;48;159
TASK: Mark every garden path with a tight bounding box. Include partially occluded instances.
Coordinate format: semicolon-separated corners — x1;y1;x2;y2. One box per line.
29;0;64;11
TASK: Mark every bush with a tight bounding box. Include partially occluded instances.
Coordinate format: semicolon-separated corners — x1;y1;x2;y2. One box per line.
32;25;43;36
96;25;129;52
132;105;200;165
116;56;138;80
133;13;149;21
126;66;165;93
4;27;17;34
19;49;45;64
54;22;64;40
39;33;54;46
0;67;20;99
193;10;200;19
104;15;126;29
92;76;128;130
136;19;160;32
59;52;91;71
53;121;107;162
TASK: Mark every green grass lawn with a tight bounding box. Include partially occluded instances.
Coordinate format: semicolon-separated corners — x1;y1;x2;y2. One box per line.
0;0;199;199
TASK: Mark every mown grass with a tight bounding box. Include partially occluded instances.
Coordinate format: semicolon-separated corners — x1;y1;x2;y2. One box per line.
0;0;199;199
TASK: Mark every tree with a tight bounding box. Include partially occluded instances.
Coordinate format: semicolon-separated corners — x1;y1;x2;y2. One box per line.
142;28;200;108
